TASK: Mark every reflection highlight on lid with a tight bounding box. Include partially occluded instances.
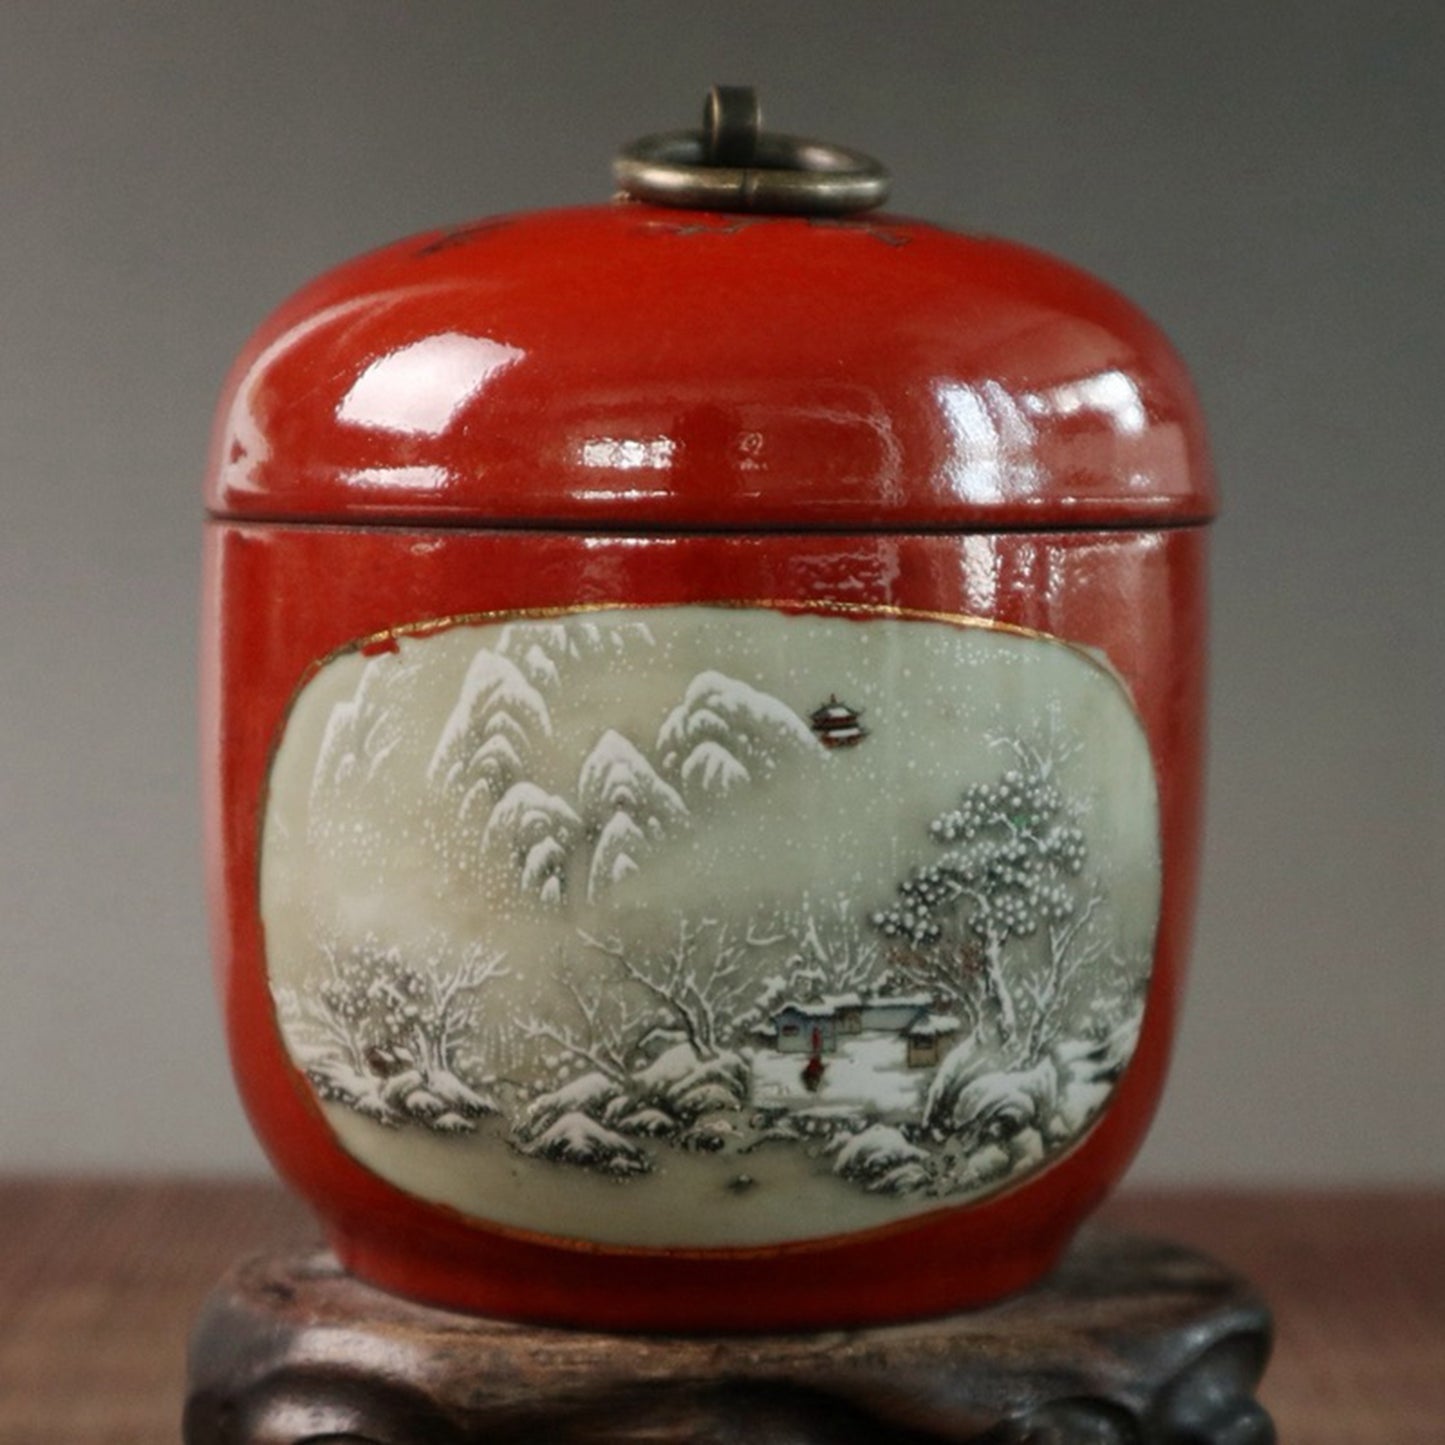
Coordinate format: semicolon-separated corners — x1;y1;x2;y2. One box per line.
342;465;451;491
935;380;1041;503
1021;368;1148;436
579;436;677;470
338;332;525;437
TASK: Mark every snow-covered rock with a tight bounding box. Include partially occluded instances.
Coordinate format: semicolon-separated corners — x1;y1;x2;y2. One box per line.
1053;1075;1111;1136
427;1068;500;1118
378;1068;428;1108
742;1111;804;1148
303;1057;397;1123
875;1161;933;1194
929;1058;1059;1146
523;1112;651;1177
680;1118;739;1153
791;1105;869;1137
831;1124;933;1194
612;1107;678;1138
921;1034;1012;1130
1059;1013;1142;1086
430;1112;475;1135
946;1142;1012;1192
671;1079;747;1121
400;1087;450;1122
294;1045;495;1135
918;1031;996;1105
635;1044;749;1120
522;1070;624;1139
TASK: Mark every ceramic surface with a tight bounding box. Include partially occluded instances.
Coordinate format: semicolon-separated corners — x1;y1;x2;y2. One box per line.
206;205;1216;532
203;192;1214;1329
206;523;1205;1328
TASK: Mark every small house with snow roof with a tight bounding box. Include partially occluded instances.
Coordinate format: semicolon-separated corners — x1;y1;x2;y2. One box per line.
772;1001;839;1055
859;993;935;1031
904;1013;963;1068
821;992;864;1034
768;992;958;1066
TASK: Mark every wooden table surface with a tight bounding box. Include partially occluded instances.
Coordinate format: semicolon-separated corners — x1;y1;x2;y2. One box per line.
0;1182;1439;1444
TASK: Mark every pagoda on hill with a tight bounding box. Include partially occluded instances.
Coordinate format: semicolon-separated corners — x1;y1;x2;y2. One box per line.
810;695;868;749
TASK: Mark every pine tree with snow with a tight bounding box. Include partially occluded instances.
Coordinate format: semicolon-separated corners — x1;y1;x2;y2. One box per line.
871;738;1089;1050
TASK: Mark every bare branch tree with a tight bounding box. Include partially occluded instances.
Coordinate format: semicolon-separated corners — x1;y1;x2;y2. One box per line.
789;892;886;996
518;946;659;1083
286;931;509;1087
578;916;775;1059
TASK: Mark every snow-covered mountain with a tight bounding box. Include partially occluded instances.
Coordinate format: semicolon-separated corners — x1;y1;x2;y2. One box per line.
577;730;689;901
496;617;656;691
308;652;429;863
416;660;821;905
312;654;422;803
478;781;580;907
427;649;552;806
579;729;688;829
657;671;823;807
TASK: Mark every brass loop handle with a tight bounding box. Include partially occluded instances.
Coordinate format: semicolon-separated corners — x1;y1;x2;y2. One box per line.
615;86;891;216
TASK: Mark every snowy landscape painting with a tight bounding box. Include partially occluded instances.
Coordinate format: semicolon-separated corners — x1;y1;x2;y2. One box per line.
261;604;1161;1247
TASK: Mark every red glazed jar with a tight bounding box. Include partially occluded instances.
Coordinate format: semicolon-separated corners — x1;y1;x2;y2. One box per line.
202;101;1213;1331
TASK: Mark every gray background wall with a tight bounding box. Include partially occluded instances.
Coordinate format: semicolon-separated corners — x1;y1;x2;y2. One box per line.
2;2;1439;1184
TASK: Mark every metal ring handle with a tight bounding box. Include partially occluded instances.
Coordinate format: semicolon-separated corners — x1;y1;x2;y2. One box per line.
614;87;891;216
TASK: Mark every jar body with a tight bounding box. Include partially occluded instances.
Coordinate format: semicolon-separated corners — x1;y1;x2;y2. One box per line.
203;520;1205;1330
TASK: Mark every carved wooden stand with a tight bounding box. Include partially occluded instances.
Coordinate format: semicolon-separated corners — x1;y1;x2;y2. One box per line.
183;1228;1273;1444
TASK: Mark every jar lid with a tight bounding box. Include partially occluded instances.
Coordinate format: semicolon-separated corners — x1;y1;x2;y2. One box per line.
207;99;1214;531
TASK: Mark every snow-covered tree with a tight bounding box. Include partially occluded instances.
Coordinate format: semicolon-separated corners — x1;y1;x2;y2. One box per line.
516;952;661;1085
578;915;786;1059
787;890;887;996
275;933;508;1127
871;723;1096;1054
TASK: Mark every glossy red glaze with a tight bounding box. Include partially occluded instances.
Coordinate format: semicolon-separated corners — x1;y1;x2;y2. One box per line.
206;204;1215;532
203;523;1207;1331
203;199;1213;1329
